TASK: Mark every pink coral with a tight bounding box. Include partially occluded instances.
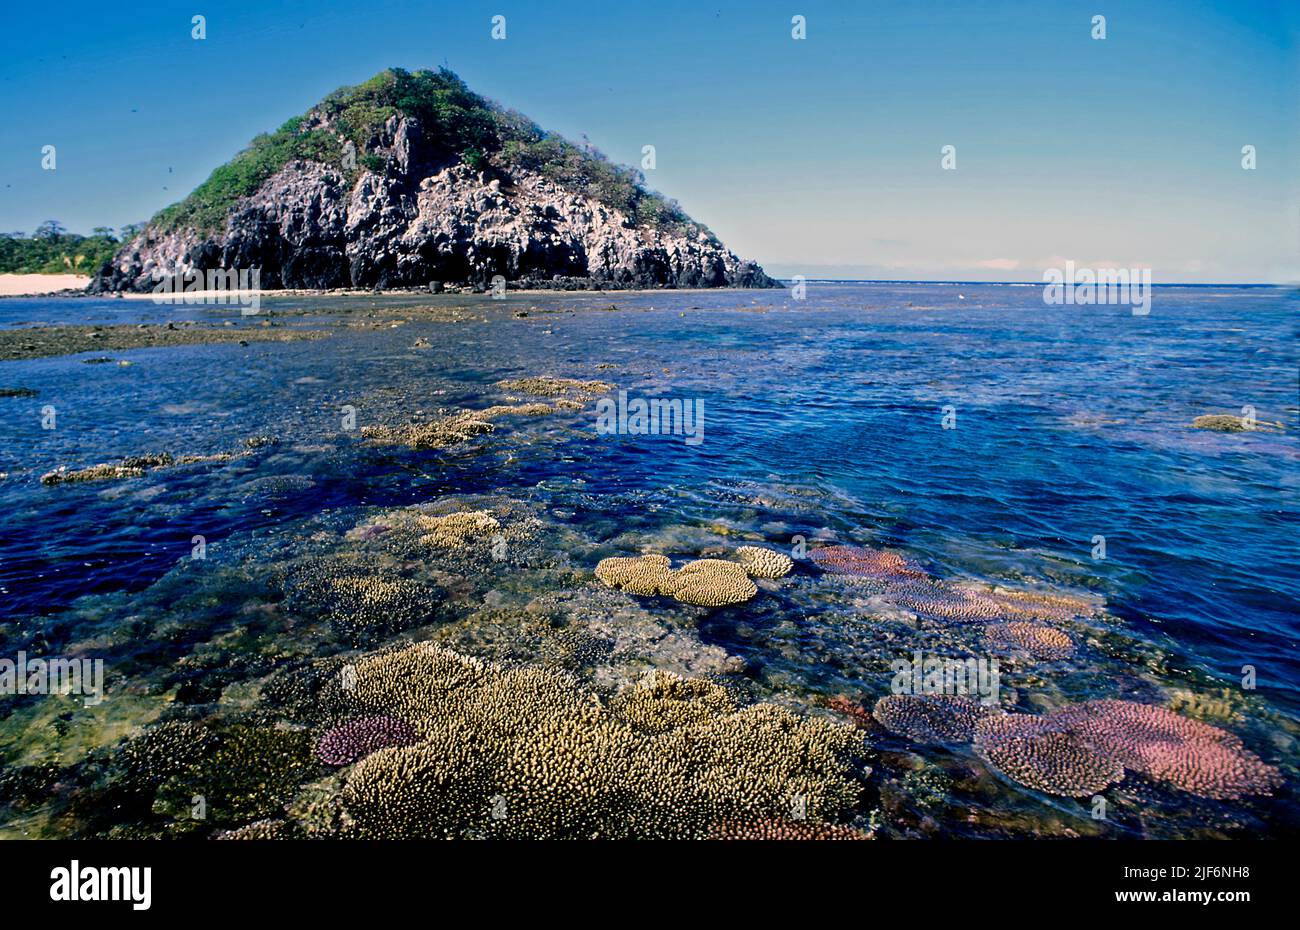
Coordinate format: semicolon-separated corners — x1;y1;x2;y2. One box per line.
809;545;926;581
1047;700;1281;800
974;714;1125;797
317;715;418;766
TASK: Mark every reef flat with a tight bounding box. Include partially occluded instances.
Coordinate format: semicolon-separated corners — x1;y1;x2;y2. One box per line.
0;282;1294;840
0;322;328;362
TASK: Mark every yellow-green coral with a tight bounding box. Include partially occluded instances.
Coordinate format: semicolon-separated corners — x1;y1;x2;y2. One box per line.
360;411;495;450
594;555;758;607
334;643;866;839
594;554;674;596
1191;414;1283;433
667;558;757;607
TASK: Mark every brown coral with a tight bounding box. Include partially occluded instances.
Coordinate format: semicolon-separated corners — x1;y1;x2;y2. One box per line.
594;555;758;607
336;643;866;839
496;376;613;398
984;622;1075;660
594;554;674;596
707;819;872;840
667;558;757;607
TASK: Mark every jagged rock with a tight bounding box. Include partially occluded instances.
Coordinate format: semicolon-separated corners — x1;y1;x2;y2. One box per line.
92;70;776;294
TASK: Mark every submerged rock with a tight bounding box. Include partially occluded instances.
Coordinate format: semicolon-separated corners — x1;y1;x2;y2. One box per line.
1192;414;1283;433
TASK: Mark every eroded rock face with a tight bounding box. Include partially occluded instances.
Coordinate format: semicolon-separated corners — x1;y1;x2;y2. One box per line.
93;116;777;293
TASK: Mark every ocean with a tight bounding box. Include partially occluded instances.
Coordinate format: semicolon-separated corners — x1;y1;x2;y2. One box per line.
0;281;1295;838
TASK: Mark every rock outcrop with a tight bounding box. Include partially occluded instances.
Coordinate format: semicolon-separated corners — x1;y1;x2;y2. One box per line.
92;72;777;293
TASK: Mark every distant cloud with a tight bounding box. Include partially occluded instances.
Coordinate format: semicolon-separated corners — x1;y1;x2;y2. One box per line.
976;258;1020;271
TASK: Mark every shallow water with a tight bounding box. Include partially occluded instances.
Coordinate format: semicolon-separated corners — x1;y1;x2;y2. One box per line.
0;282;1296;838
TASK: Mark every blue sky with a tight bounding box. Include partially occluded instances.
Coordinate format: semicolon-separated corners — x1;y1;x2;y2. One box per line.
1;0;1296;282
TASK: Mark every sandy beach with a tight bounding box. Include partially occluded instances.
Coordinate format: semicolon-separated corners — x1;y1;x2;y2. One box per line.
0;274;90;296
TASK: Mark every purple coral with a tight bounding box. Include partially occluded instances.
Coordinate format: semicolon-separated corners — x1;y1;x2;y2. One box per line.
974;713;1125;797
317;715;418;766
809;545;926;581
885;580;1004;624
872;694;999;744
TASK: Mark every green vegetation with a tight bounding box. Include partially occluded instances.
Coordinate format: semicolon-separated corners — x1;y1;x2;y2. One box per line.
149;68;705;238
0;222;132;275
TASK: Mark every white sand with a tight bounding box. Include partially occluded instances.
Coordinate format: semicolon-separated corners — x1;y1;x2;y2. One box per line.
0;274;91;296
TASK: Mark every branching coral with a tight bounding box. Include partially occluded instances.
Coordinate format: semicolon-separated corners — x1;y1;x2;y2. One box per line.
609;670;736;734
333;644;866;839
155;725;320;826
280;560;442;644
707;819;872;840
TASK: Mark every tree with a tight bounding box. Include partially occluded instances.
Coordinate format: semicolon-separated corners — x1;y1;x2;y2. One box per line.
34;220;66;240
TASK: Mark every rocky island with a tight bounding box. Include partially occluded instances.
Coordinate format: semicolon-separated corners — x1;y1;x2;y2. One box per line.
91;68;777;294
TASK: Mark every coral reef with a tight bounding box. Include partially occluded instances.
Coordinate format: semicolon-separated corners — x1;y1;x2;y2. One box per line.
609;670;736;734
872;694;999;744
41;462;147;485
334;643;866;839
974;714;1125;797
154;725;320;826
360;410;495;450
594;554;758;607
809;545;926;581
1192;414;1283;433
984;622;1075;660
707;819;872;840
214;818;292;840
734;545;794;579
316;716;418;766
972;700;1281;800
1047;700;1281;800
886;581;1005;623
668;558;757;607
280;559;442;644
594;555;674;596
496;376;612;399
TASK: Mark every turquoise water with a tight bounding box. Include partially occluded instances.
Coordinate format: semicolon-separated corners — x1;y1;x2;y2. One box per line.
0;282;1296;838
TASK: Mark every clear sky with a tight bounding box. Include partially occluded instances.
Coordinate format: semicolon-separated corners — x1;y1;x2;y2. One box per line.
1;0;1296;282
